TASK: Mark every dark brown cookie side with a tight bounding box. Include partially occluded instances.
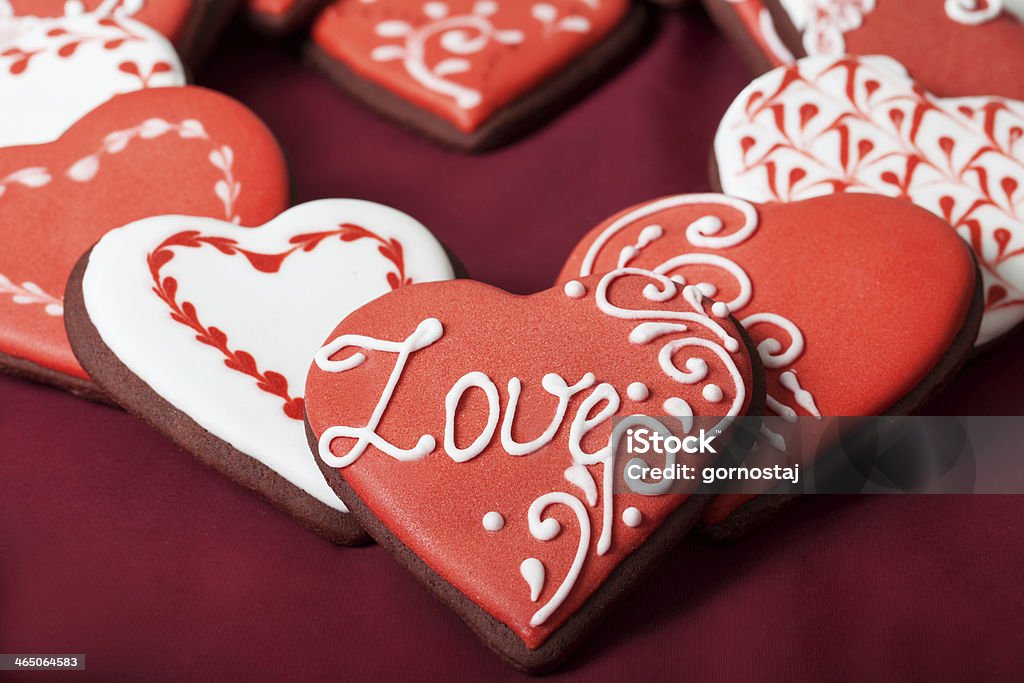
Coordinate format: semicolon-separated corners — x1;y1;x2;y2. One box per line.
0;349;112;404
174;0;244;66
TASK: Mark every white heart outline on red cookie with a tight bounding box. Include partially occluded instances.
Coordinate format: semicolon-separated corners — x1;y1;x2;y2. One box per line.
80;199;455;511
0;118;244;319
714;54;1024;345
0;0;185;147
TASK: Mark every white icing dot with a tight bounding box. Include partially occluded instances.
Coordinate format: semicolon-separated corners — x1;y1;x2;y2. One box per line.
711;302;730;318
626;382;650;402
622;507;642;527
670;275;686;285
697;282;718;297
703;384;724;403
663;397;690;417
563;280;586;299
482;511;505;532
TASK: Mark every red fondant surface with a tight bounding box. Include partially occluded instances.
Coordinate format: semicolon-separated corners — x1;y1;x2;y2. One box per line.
2;9;1023;682
0;87;289;380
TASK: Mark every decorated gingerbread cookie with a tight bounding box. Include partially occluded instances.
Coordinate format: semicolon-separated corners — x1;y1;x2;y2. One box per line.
0;86;289;397
1;0;239;65
702;0;1024;100
557;193;981;538
308;0;651;150
64;199;456;545
0;1;185;147
714;55;1024;346
246;0;328;34
304;270;764;670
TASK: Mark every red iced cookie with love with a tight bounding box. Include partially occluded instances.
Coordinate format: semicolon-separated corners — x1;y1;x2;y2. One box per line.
0;86;289;395
705;0;1024;100
304;270;761;670
714;55;1024;345
557;193;980;527
311;0;633;134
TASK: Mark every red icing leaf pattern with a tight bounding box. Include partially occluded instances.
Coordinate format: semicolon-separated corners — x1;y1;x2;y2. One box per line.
146;224;408;419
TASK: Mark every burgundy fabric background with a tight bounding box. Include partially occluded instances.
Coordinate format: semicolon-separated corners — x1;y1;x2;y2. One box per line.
3;6;1024;681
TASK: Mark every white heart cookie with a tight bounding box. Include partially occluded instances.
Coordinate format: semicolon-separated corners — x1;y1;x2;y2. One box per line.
73;199;455;541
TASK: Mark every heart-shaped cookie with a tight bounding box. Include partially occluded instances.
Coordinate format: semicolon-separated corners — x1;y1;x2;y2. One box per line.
0;1;186;147
0;85;289;397
64;199;456;545
308;0;650;150
558;193;981;536
714;55;1024;345
304;270;764;670
703;0;1024;99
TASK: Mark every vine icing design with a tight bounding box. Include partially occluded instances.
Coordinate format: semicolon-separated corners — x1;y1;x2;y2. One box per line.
0;275;63;316
717;55;1024;344
369;1;599;111
148;223;409;419
314;268;747;628
0;119;243;315
576;194;821;423
0;0;170;83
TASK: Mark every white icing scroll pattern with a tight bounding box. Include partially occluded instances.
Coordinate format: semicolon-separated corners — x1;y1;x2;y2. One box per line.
369;1;599;111
576;194;819;420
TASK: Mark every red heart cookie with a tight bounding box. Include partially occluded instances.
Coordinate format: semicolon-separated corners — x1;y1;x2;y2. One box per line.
703;0;1024;99
558;193;981;535
304;270;763;670
0;85;289;397
64;200;455;545
714;54;1024;345
2;0;238;64
0;2;186;147
308;0;650;150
